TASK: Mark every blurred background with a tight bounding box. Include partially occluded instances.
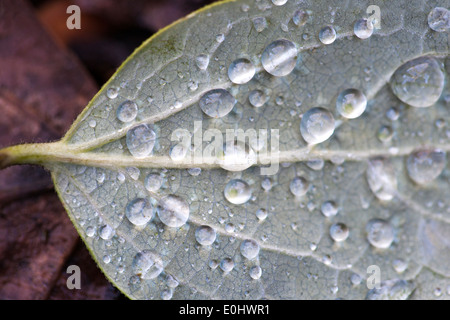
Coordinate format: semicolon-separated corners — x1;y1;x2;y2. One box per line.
0;0;218;300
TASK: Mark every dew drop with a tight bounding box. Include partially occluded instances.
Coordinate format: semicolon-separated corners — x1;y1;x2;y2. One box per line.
252;17;268;32
386;107;400;121
216;34;225;43
248;90;267;108
377;125;394;142
132;250;164;279
144;173;163;192
393;259;408;274
261;39;298;77
169;144;189;161
103;255;111;264
366;158;397;201
199;89;236;118
261;178;273;191
293;9;308;26
256;208;268;221
350;273;362;285
161;290;173;300
195;225;216;245
126;124;156;158
319;26;336;44
106;87;119;99
330;223;349;242
225;223;235;233
306;159;325;171
406;149;446;184
336;88;367;119
126;198;154;226
220;258;235;273
240;239;260;260
187;168;202;176
117;100;138;122
354;18;373;39
228;58;255;84
224;179;252;205
272;0;287;5
289;176;309;197
86;226;95;237
300;107;335;145
390;56;445;108
366;218;395;249
195;54;210;70
99;225;115;240
157;195;190;228
89;120;97;128
249;265;262;280
321;200;339;217
428;7;450;32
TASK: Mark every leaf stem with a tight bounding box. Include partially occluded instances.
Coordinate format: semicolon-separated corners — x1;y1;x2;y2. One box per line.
0;142;61;169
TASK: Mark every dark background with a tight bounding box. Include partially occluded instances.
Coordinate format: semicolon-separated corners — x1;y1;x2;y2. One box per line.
0;0;217;300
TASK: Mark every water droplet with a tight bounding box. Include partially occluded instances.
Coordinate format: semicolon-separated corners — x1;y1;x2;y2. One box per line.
220;258;235;273
252;17;268;32
166;275;179;288
300;107;335;144
89;120;97;128
386;107;400;121
126;198;154;226
336;88;367;119
319;26;336;44
354;18;373;39
132;250;164;279
256;208;268;221
272;0;287;5
240;239;260;260
241;4;249;12
366;218;395;249
86;226;95;237
103;255;111;264
261;39;298;77
289;176;309;197
366;158;397;201
377;125;394;142
390;56;445;108
187;167;201;176
249;265;262;280
219;139;256;171
306;159;325;171
406;149;446;184
320;201;338;218
144;173;163;192
195;225;216;245
224;179;252;205
350;273;362;285
293;9;308;26
169;144;189;161
195;54;210;70
248;90;267;108
330;222;349;242
261;178;273;191
228;58;255;84
216;34;225;43
428;7;450;32
393;259;408;273
126;167;140;180
199;89;236;118
161;289;173;300
366;279;414;300
225;223;235;233
99;225;114;240
117;100;138;122
126;124;156;158
106;87;119;99
157;195;190;228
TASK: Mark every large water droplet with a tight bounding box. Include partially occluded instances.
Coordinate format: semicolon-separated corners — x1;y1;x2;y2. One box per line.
354;18;373;39
228;58;255;84
145;173;163;192
300;107;335;144
132;250;164;279
336;89;367;119
330;223;349;242
390;56;445;108
240;239;260;260
289;176;309;197
406;149;446;184
99;225;115;240
117;100;138;123
199;89;236;118
224;179;252;205
366;158;397;201
428;7;450;32
195;225;216;246
126;124;156;158
366;218;395;249
366;279;414;300
157;195;190;228
261;39;298;77
319;26;336;44
126;198;154;226
195;54;210;70
219;139;256;171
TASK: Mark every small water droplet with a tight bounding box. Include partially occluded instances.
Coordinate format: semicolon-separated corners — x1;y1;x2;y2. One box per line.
89;120;97;128
428;7;450;32
224;179;252;205
216;34;225;43
321;200;338;217
386;107;400;121
99;225;115;240
225;223;235;233
354;18;373;39
169;144;189;161
157;195;190;228
228;58;255;84
293;9;308;26
249;265;262;280
261;39;298;77
406;149;446;184
306;159;325;171
86;226;95;237
330;222;349;242
336;88;367;119
377;125;394;142
289;176;309;197
199;89;236;118
126;124;156;158
195;54;210;70
188;167;201;176
300;107;335;144
366;158;397;201
161;289;173;300
220;258;235;273
248;90;267;108
272;0;287;6
240;239;260;260
117;100;138;122
107;87;119;99
256;208;268;221
319;26;336;44
126;198;154;226
350;273;362;285
366;218;394;249
103;255;111;264
261;178;273;191
145;173;163;192
195;225;216;245
252;17;267;32
393;259;408;273
132;250;164;279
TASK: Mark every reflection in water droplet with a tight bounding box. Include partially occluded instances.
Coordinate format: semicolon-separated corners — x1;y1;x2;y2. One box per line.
126;124;156;158
145;173;163;192
195;225;216;245
220;258;235;272
319;26;336;44
132;250;164;279
366;158;397;201
252;17;268;32
249;265;262;280
366;279;414;300
289;177;309;197
157;195;190;228
195;54;210;70
117;100;138;123
336;89;367;119
300;107;335;144
228;58;255;84
428;7;450;32
406;149;446;184
249;90;267;108
224;179;252;205
366;218;394;249
293;9;308;26
126;198;154;226
240;239;260;260
261;39;298;77
354;18;373;39
199;89;236;118
330;223;349;242
390;56;445;108
99;225;114;240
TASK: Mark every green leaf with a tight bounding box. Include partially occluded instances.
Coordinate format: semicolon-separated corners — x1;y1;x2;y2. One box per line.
1;0;449;299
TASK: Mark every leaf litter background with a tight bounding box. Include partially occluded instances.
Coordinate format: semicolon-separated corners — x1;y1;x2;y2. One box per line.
0;0;214;300
1;0;450;300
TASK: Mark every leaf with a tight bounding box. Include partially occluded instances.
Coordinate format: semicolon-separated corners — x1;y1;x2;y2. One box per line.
1;0;450;300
